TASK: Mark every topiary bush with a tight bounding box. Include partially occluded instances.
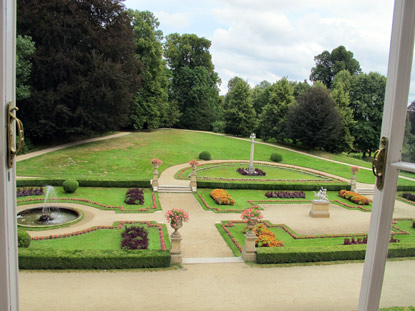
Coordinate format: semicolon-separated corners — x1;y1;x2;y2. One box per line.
270;153;283;162
17;229;31;248
62;179;79;193
199;151;211;160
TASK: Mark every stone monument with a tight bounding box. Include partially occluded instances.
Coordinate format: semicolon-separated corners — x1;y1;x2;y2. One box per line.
248;133;256;173
309;187;330;218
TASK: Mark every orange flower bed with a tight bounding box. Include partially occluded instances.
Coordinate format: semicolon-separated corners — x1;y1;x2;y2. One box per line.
253;224;284;247
210;189;235;205
338;190;370;205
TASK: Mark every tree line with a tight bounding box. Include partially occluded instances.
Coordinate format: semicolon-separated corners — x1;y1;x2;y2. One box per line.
17;0;387;156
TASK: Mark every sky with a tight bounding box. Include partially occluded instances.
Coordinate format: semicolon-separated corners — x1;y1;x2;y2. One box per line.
123;0;415;99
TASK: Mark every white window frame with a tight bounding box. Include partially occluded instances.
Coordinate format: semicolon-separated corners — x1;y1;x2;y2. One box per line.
358;0;415;310
0;0;19;310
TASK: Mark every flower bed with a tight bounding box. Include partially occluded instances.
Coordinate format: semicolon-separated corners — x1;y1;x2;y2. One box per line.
236;167;266;176
124;188;144;205
210;189;235;205
402;192;415;202
17;187;44;197
338;190;370;205
121;226;149;250
265;191;305;199
254;224;284;247
198;194;244;213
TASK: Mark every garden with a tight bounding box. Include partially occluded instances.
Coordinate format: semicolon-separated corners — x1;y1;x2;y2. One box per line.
15;129;415;269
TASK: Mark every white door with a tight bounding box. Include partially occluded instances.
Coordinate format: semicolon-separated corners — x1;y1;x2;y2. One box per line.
0;0;19;310
358;0;415;310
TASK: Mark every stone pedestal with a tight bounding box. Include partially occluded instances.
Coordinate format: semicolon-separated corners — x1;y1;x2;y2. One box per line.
190;170;197;192
242;229;257;262
170;230;182;265
350;174;357;192
309;200;330;218
152;171;159;192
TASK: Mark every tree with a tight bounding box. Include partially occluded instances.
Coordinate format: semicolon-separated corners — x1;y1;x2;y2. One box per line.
224;77;257;136
251;80;271;115
290;80;311;100
349;72;386;157
259;78;295;141
286;83;344;152
129;10;169;130
310;45;361;88
16;35;35;102
164;33;220;130
163;101;182;129
17;0;141;141
331;70;356;152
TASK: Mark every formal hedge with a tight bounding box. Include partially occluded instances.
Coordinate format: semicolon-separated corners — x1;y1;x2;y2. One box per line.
198;181;350;191
397;185;415;191
256;242;415;264
18;249;171;269
17;179;151;188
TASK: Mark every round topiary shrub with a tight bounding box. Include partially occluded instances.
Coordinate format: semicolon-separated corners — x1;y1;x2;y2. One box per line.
63;179;79;193
199;151;211;161
270;153;283;162
17;229;31;248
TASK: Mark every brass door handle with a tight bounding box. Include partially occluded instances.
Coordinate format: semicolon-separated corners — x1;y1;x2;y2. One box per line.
7;101;25;168
372;137;388;190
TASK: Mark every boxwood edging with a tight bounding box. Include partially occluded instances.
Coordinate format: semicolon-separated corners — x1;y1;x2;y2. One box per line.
18;249;171;269
197;181;350;191
17;179;151;188
256;243;415;264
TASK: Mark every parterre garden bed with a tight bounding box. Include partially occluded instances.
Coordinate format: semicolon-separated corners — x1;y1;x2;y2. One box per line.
16;186;161;213
195;189;373;213
217;219;415;263
19;221;171;269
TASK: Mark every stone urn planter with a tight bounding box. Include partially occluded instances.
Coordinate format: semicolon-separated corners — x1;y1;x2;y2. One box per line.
151;159;162;191
189;160;199;192
241;208;263;262
165;209;189;265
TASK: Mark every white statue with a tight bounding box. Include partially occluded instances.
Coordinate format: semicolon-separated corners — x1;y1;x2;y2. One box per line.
313;187;328;202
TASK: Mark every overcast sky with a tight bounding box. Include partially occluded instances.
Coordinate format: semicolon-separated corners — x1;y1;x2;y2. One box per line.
124;0;415;100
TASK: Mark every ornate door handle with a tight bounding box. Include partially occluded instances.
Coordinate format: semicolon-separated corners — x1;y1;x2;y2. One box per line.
372;137;388;190
7;101;25;168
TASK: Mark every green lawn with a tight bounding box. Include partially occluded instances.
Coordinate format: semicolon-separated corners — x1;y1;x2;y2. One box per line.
178;162;332;181
13;130;375;182
29;222;170;250
17;186;160;213
196;189;373;212
219;219;415;257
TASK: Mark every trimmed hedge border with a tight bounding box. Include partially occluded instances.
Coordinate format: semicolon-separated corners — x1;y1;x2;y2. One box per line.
18;249;171;269
17;193;159;213
197;181;350;191
256;242;415;264
17;179;151;188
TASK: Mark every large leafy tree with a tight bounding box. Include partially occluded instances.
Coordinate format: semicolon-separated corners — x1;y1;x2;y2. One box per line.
251;80;271;115
259;78;295;142
349;72;386;157
331;70;356;152
16;35;35;102
286;83;344;152
310;45;361;88
129;10;169;130
17;0;141;141
164;33;220;130
224;77;257;137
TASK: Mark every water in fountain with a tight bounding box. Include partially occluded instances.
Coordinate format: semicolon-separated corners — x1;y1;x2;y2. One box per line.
40;185;57;222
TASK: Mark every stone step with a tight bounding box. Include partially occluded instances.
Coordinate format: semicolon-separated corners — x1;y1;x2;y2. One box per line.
158;185;193;193
356;188;375;195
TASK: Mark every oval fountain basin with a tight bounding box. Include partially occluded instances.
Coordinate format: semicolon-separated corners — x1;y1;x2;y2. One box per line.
17;207;80;226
